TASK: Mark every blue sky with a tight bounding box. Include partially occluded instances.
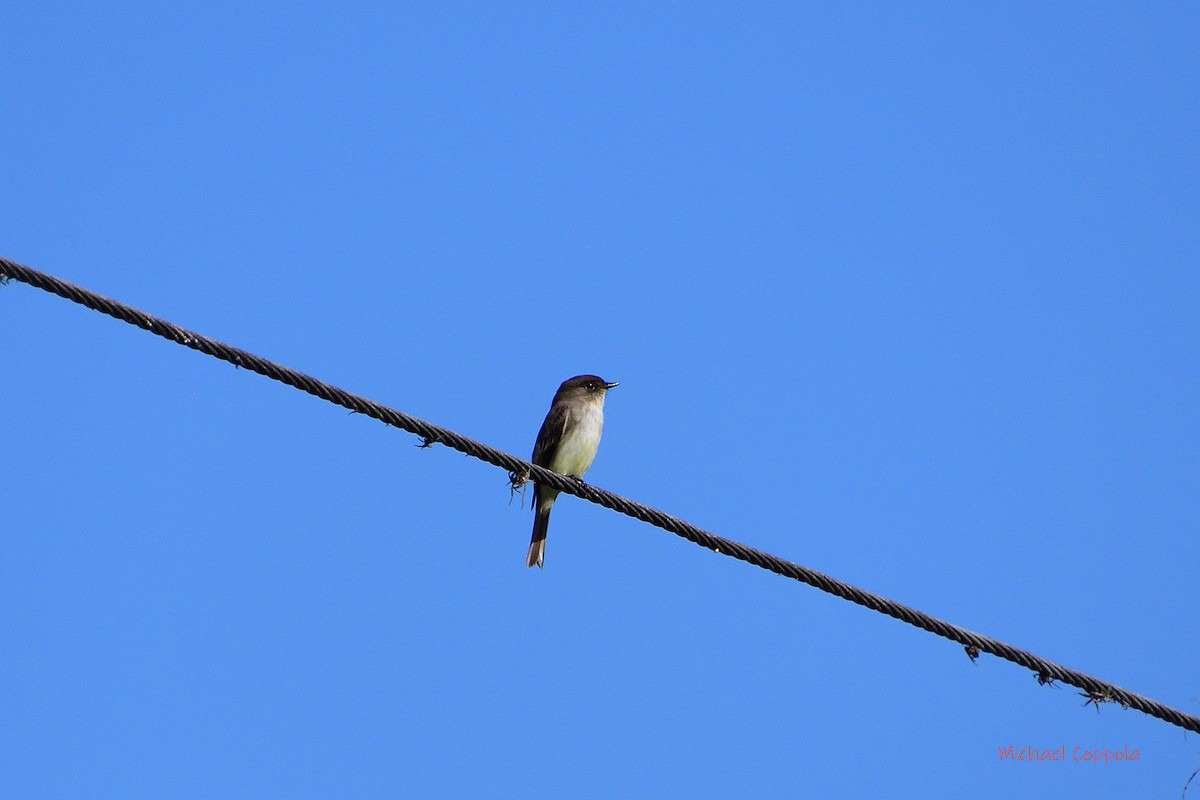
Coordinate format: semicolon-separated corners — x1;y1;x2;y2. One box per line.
3;2;1198;796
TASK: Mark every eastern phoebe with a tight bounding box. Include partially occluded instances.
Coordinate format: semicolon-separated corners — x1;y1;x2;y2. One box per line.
526;374;619;568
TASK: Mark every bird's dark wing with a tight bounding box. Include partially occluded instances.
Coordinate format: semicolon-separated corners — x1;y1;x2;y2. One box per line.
531;402;569;467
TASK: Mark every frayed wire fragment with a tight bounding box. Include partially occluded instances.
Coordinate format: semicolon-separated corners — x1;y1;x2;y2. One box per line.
1080;688;1128;712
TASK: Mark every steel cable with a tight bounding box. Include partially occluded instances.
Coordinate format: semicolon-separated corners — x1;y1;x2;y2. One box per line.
3;255;1196;734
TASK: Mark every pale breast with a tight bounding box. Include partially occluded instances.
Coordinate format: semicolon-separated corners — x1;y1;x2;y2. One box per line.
549;402;605;478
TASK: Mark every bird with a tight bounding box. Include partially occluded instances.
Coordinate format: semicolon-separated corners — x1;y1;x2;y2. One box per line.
526;374;618;568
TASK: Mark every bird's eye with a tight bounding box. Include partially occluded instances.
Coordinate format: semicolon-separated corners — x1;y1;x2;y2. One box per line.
586;382;596;391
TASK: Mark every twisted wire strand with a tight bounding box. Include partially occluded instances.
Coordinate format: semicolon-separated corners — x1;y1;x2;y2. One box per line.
3;255;1197;734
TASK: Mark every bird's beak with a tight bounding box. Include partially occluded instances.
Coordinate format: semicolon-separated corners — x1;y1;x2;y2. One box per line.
605;381;620;389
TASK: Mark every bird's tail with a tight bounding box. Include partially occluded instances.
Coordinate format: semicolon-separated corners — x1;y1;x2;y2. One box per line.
526;493;554;568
